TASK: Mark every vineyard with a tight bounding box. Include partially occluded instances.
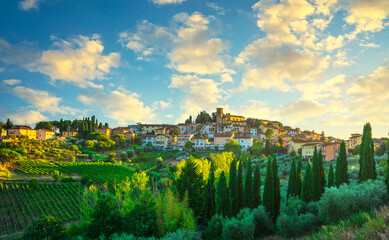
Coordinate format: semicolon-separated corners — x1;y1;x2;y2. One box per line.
16;159;73;176
0;182;81;236
57;162;134;193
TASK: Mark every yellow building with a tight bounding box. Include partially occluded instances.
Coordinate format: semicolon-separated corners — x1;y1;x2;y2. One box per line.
62;130;78;138
7;126;37;140
302;143;322;159
156;135;169;149
36;129;55;140
96;128;111;138
214;133;234;146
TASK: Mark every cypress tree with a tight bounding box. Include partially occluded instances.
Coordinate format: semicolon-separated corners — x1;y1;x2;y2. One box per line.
302;162;314;203
263;157;274;218
296;157;302;198
318;149;326;197
312;146;320;201
272;155;281;219
229;160;239;216
216;171;231;217
359;123;377;182
237;160;243;210
205;167;216;220
243;159;253;208
335;141;349;187
327;162;334;188
252;164;261;208
287;158;298;198
386;158;389;197
265;140;270;156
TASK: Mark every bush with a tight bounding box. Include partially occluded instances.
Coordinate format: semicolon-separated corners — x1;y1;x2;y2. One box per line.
66;222;84;238
318;179;387;224
222;212;255;240
120;152;128;161
277;213;321;238
23;215;66;240
161;229;202;240
62;177;74;183
251;206;275;237
29;178;38;191
126;149;135;158
205;214;224;240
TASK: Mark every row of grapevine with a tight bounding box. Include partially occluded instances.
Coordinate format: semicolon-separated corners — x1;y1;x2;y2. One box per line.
0;182;82;236
16;160;73;176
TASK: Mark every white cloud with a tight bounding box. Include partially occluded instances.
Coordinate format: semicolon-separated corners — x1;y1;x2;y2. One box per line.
11;86;77;115
153;100;171;109
19;0;43;11
359;42;380;48
3;79;21;86
206;3;227;15
29;35;120;88
78;89;155;125
344;0;389;39
120;12;234;75
151;0;186;5
296;74;347;101
165;114;174;118
169;74;222;121
8;110;47;125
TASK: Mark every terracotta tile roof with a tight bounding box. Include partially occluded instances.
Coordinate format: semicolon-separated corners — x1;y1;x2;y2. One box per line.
214;133;233;138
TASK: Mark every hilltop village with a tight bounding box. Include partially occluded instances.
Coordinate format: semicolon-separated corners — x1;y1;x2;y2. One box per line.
1;107;386;162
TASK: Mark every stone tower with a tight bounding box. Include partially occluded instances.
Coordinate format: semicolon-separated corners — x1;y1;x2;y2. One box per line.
216;108;223;124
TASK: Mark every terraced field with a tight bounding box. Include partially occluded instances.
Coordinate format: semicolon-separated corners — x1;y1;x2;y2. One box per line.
0;182;81;236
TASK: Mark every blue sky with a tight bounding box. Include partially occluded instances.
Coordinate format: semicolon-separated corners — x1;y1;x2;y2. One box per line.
1;0;389;139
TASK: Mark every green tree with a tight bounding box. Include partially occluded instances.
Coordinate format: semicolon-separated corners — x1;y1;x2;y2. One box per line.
85;194;123;240
265;140;270;156
185;141;193;151
296;157;303;198
22;216;66;240
327;162;334;188
312;147;326;201
229;160;239;216
176;157;206;220
265;128;274;139
301;162;314;203
263;157;276;219
195;110;213;124
359;123;377;182
272;155;281;219
224;140;242;156
5;118;13;129
237;160;244;211
205;168;216;220
243;159;253;208
216;171;231;217
108;152;116;163
252;164;262;208
335;141;349;187
124;190;157;237
286;158;298;198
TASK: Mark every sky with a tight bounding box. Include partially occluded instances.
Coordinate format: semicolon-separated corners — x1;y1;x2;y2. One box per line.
0;0;388;139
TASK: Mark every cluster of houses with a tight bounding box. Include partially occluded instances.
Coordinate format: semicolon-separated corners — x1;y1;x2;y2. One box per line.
1;108;385;161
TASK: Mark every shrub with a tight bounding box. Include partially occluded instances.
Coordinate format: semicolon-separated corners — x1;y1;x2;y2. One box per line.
62;177;74;183
126;149;135;158
161;229;202;240
277;213;321;238
251;206;275;237
29;178;38;191
120;152;128;161
23;215;66;240
205;214;224;240
222;211;255;240
318;179;387;224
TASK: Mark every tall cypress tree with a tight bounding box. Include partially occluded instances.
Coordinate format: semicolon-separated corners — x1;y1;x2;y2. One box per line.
252;164;261;208
216;171;231;217
327;162;334;188
237;160;244;210
265;140;270;156
296;157;302;198
359;123;377;182
272;155;281;219
263;157;274;218
205;168;216;220
335;141;349;187
229;160;239;215
287;158;298;198
318;149;326;197
312;146;320;201
243;159;253;208
302;162;314;203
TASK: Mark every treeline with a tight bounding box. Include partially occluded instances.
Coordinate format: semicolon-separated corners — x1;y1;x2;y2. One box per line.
34;115;109;136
